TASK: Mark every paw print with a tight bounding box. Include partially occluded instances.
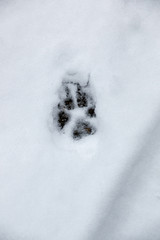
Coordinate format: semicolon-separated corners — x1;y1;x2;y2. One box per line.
54;72;97;140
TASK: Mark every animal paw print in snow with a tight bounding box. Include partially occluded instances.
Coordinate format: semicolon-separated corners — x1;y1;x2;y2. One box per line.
54;72;97;140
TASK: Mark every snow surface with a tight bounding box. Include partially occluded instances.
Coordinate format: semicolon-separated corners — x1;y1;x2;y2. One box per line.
1;0;160;239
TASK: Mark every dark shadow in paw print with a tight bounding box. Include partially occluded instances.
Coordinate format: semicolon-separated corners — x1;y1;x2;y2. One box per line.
58;86;75;111
64;98;74;110
64;86;75;110
86;106;96;118
73;120;96;140
76;84;88;108
57;110;70;129
54;73;97;140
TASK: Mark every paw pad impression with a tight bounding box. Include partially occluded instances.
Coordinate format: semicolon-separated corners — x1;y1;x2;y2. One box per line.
54;72;97;140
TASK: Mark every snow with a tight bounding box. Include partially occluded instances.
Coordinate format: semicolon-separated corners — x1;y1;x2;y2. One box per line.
1;0;160;239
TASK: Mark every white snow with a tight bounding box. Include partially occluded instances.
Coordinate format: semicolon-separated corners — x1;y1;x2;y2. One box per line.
1;0;160;239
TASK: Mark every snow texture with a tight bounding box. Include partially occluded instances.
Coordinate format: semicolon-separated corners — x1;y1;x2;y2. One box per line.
1;0;160;239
